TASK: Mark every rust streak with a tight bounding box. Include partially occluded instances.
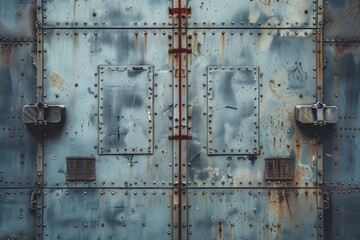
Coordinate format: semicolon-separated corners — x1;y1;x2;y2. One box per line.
135;33;138;63
316;31;323;101
144;31;148;54
218;221;223;240
221;32;225;65
284;193;293;218
1;45;13;66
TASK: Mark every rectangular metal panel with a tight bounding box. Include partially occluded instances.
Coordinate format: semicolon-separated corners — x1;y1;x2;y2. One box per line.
0;189;36;239
187;29;317;188
323;43;360;185
42;29;174;188
42;0;172;28
324;190;360;240
187;189;318;240
188;0;317;28
207;66;259;155
322;39;360;239
0;0;36;41
0;42;37;187
43;189;173;240
99;65;154;154
324;0;360;40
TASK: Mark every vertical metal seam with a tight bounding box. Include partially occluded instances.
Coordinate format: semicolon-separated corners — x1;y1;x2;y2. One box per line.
35;0;44;239
316;0;324;239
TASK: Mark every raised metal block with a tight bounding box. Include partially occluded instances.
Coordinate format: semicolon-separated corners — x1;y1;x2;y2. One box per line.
295;102;338;126
22;103;65;125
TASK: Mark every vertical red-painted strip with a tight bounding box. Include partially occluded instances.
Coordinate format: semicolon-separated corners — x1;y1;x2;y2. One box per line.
177;1;183;239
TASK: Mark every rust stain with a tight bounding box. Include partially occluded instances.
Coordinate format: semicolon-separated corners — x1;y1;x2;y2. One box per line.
1;45;14;66
221;32;225;65
334;44;354;57
284;193;293;218
193;32;198;56
50;72;70;94
144;31;148;54
218;221;223;240
278;192;284;227
316;31;323;97
135;32;138;63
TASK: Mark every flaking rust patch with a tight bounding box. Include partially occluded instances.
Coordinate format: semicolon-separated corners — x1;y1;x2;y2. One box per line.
50;72;71;95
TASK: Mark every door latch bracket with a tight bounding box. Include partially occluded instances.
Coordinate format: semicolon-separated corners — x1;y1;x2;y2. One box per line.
23;102;65;126
295;102;338;126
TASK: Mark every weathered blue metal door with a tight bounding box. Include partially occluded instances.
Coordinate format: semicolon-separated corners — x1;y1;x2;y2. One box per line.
1;0;360;240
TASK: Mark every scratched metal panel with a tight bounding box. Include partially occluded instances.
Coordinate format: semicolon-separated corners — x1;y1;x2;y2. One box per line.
0;189;36;239
42;29;173;188
0;42;37;187
0;0;36;41
323;43;360;186
99;65;154;155
324;0;360;40
187;189;318;240
42;0;172;29
187;29;317;188
207;66;259;155
188;0;317;28
324;190;360;240
43;189;173;239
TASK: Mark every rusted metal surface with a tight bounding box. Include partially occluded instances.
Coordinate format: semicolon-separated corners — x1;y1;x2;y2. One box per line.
265;157;294;181
2;0;360;239
187;28;317;188
188;0;317;28
187;189;318;240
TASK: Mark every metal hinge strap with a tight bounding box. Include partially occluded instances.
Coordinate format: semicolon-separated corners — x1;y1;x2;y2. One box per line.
169;135;192;140
169;7;191;15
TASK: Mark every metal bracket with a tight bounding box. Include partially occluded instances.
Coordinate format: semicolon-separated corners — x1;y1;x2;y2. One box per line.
23;102;65;126
323;189;330;210
295;102;338;126
169;7;191;16
29;189;40;212
169;135;192;140
169;48;192;54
